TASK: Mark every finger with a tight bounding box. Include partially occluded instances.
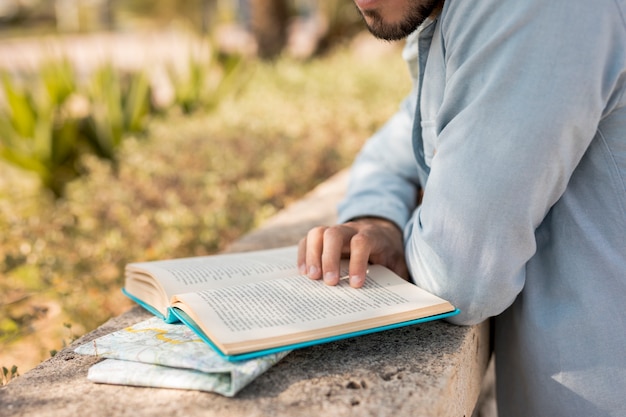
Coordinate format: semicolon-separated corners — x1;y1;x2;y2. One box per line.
348;233;372;288
320;226;354;286
394;261;410;281
351;217;408;281
373;250;409;281
304;226;327;280
297;237;307;275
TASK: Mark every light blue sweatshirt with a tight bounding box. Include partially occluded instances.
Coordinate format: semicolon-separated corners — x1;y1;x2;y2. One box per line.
337;1;626;415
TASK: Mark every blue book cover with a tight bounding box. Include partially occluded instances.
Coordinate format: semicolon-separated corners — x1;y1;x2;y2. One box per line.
122;287;180;323
171;307;460;362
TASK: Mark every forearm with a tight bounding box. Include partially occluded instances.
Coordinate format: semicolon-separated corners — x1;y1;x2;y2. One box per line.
337;99;421;230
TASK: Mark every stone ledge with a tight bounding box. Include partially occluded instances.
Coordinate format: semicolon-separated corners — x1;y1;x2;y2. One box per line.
0;170;491;417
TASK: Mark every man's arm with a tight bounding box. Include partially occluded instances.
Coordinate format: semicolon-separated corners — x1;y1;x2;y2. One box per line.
299;0;625;321
298;91;422;287
405;0;625;325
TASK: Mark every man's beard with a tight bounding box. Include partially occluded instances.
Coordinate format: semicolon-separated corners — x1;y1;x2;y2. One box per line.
357;0;442;41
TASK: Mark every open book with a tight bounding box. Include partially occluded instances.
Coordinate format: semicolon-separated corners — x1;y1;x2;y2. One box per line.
123;246;459;361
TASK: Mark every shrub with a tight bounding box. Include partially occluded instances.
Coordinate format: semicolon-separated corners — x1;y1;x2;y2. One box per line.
0;60;152;197
0;43;246;197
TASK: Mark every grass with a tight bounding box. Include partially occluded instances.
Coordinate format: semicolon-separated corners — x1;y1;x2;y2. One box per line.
0;36;411;375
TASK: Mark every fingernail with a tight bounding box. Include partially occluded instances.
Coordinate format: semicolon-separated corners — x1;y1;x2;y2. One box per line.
307;265;319;278
298;263;307;275
350;275;364;287
324;271;338;285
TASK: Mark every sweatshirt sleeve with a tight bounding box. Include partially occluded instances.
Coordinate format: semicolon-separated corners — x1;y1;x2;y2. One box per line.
337;93;422;229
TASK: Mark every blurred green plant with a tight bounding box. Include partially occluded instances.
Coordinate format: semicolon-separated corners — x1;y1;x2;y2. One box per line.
1;365;19;386
0;59;85;197
0;59;152;197
81;65;151;162
0;43;245;197
168;44;248;114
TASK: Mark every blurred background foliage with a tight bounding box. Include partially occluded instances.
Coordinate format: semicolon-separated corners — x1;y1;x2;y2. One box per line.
0;43;245;197
0;0;410;380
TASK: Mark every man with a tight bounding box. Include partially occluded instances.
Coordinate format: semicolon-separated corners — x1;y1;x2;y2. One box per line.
297;0;626;416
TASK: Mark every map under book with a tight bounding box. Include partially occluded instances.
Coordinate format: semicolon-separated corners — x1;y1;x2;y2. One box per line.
74;317;290;396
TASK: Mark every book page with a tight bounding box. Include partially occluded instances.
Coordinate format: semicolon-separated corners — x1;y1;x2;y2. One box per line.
126;246;299;300
195;274;411;331
172;265;453;353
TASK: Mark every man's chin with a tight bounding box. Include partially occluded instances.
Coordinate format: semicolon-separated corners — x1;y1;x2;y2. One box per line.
365;22;417;41
355;0;442;41
358;11;413;40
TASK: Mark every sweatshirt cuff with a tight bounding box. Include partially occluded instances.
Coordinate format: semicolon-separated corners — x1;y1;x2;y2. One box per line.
337;198;412;232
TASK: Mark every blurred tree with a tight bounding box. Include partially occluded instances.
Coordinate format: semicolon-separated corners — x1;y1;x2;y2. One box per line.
248;0;289;59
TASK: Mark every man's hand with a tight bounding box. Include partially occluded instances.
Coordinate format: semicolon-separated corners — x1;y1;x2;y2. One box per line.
297;217;409;288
